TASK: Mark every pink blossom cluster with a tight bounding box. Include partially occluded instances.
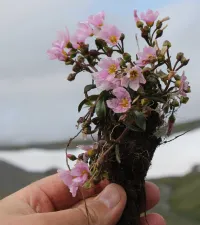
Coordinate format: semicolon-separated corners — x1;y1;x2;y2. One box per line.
134;9;159;26
136;46;157;67
47;28;70;61
58;161;90;197
47;11;123;61
92;53;149;113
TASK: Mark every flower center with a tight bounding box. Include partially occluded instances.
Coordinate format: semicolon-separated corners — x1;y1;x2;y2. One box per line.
147;54;156;62
109;35;117;44
120;98;129;108
129;70;138;79
81;170;88;176
108;64;117;74
62;50;68;57
147;21;154;26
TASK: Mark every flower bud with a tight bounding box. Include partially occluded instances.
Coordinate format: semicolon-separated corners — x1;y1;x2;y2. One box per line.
95;38;107;49
157;54;165;63
80;44;89;55
120;33;125;41
186;86;191;93
156;29;163;39
143;26;150;32
66;42;72;48
136;21;144;28
171;99;179;107
167;114;176;136
120;59;126;67
89;50;99;57
77;55;85;63
176;52;184;61
104;46;113;57
69;49;77;58
141;98;149;106
156;20;163;29
175;80;181;87
123;53;132;62
66;154;77;161
163;40;171;48
161;17;170;22
78;153;84;160
180;96;189;104
72;63;82;73
67;73;77;81
142;67;151;76
82;125;92;134
181;57;190;65
174;75;181;80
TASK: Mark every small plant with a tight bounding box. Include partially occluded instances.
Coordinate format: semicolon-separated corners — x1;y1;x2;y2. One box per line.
48;9;191;225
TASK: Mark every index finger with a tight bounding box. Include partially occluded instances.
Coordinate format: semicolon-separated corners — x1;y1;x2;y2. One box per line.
13;174;109;212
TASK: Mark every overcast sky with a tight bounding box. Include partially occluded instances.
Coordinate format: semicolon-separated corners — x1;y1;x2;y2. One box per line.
0;0;199;145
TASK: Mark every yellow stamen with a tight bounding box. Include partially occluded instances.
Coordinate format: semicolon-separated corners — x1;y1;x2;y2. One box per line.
62;50;67;56
108;64;117;74
109;35;117;44
129;70;139;80
120;98;129;108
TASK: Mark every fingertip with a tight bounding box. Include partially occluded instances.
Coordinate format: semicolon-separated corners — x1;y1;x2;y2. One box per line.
144;181;160;210
140;213;166;225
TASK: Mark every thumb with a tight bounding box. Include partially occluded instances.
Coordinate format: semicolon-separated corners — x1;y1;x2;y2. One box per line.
29;183;126;225
71;183;127;225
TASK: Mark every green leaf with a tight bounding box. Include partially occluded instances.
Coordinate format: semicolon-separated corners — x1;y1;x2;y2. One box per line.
78;95;99;112
134;111;146;131
115;145;121;164
125;123;143;132
95;97;106;118
84;84;96;94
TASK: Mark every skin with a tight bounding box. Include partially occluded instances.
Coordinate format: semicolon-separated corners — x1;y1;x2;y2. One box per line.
0;174;166;225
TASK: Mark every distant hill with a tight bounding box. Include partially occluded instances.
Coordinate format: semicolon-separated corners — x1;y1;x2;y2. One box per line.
0;160;57;198
1;119;200;151
0;160;200;225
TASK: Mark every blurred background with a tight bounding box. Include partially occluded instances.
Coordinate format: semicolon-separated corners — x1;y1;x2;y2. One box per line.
1;0;200;224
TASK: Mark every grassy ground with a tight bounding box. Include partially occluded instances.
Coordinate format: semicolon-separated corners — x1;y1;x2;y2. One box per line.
150;173;200;225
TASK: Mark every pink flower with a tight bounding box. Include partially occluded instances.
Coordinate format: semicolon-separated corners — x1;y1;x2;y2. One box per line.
98;25;121;46
58;161;90;197
88;11;105;28
75;21;94;41
136;46;157;67
133;10;140;23
140;9;159;26
47;28;70;61
178;72;189;96
98;58;120;75
106;87;131;113
71;33;85;49
93;70;120;91
121;65;146;91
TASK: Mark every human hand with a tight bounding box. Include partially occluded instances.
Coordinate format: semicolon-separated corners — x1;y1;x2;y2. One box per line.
0;174;165;225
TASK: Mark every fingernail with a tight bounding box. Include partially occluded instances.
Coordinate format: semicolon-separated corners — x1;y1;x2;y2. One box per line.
98;184;121;209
